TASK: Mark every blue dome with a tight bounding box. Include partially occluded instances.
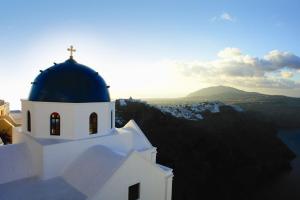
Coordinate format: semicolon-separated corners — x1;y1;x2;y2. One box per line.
29;58;110;103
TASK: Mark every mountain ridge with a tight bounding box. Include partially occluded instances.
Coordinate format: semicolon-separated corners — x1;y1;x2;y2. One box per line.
187;85;260;97
145;86;300;128
185;85;298;103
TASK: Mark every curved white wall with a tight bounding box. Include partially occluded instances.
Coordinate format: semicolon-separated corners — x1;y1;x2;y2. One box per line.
21;100;115;140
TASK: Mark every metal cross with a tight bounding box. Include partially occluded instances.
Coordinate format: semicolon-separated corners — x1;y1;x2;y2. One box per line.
67;45;76;58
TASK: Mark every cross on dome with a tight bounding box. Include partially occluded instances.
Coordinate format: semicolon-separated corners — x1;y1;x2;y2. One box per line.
67;45;76;59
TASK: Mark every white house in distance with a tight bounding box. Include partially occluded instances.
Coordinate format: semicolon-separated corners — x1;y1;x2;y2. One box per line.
0;46;173;200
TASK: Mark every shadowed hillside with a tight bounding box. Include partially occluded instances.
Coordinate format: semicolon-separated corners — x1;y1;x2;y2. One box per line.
116;99;295;200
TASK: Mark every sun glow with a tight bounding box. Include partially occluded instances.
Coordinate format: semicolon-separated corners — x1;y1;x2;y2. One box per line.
2;25;300;110
3;28;195;109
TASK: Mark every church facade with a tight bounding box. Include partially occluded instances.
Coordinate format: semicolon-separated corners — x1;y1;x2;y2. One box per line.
0;47;173;200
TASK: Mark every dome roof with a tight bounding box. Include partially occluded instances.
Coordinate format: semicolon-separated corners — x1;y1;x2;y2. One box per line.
29;58;110;103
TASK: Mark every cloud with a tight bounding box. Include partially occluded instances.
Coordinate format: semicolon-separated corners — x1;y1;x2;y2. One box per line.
264;50;300;70
281;71;294;78
221;12;234;21
173;48;300;89
217;47;242;58
211;12;236;22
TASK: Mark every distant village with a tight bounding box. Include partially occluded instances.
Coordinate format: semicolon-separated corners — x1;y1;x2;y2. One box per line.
0;100;21;145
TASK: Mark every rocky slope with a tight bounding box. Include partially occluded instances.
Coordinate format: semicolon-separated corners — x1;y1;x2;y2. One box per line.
116;99;295;200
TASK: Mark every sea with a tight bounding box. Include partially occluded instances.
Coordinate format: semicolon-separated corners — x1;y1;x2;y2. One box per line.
251;129;300;200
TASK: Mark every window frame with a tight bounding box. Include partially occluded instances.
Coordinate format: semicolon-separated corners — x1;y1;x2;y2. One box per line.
50;112;60;136
27;111;31;132
111;110;114;129
89;112;98;134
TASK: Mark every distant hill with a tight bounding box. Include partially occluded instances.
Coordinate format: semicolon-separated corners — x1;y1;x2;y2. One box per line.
186;86;298;104
187;86;266;102
188;85;251;98
145;86;300;128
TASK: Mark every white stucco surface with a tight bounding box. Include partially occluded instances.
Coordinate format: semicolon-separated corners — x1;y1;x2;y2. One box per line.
0;99;173;200
0;177;86;200
63;145;126;196
0;143;34;184
21;100;115;140
8;120;160;179
91;151;173;200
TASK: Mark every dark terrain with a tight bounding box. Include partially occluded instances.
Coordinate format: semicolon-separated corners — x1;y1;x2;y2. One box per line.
250;129;300;200
115;100;295;200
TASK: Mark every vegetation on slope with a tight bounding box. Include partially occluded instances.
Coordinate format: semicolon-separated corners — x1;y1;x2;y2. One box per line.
116;100;295;200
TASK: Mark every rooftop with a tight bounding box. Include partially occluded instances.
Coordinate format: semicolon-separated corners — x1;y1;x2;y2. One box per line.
29;58;110;103
0;177;86;200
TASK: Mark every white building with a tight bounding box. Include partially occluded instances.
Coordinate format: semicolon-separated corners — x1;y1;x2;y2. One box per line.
0;48;173;200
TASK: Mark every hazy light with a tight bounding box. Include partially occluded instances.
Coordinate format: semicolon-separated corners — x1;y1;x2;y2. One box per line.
1;28;199;109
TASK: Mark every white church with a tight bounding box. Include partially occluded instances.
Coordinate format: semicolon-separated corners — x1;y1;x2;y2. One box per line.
0;46;173;200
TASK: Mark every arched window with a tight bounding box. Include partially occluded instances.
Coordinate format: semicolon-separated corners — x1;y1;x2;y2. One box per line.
50;112;60;136
89;112;98;134
111;110;114;129
27;111;31;132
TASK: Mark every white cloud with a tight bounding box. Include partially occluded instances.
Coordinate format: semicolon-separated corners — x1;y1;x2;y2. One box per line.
172;48;300;89
217;47;242;58
211;12;236;22
221;12;234;21
281;71;294;78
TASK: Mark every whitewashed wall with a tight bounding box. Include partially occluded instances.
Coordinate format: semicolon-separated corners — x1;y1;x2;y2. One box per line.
0;143;34;184
21;100;115;140
37;134;156;180
12;131;44;178
91;152;172;200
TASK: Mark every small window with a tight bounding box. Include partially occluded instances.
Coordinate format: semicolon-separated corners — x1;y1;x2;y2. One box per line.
27;111;31;132
128;183;140;200
89;112;98;134
111;110;114;129
50;112;60;136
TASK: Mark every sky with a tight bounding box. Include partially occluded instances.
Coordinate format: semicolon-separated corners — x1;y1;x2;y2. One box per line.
0;0;300;109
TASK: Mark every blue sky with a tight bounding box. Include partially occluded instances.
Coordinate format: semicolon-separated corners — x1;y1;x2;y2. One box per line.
1;0;300;109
